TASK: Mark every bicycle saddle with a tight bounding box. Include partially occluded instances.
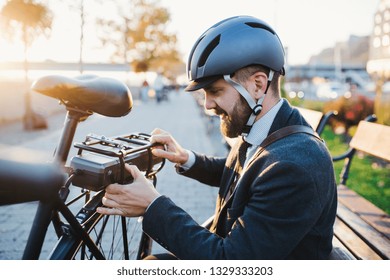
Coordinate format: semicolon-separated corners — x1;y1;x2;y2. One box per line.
31;75;133;117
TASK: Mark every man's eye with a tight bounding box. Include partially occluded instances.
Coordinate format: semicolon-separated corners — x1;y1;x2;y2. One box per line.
210;89;221;95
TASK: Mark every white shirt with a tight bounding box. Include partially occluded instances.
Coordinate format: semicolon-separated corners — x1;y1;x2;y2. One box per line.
243;98;283;166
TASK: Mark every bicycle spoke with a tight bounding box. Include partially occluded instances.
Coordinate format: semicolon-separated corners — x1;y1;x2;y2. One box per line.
64;213;143;260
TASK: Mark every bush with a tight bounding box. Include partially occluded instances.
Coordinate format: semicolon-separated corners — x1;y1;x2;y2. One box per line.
323;94;374;134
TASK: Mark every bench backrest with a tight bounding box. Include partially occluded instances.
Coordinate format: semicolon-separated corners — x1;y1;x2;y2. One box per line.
296;107;337;135
350;121;390;162
296;107;324;132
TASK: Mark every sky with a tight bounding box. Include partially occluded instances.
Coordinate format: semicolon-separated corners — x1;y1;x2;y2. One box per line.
0;0;380;66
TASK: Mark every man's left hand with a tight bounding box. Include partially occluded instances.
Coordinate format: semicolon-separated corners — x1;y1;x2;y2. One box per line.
97;164;160;217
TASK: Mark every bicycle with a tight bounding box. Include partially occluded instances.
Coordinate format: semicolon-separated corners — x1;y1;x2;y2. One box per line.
0;74;165;260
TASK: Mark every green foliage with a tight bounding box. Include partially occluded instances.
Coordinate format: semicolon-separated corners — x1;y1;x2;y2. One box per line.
287;97;325;112
323;94;374;132
280;77;287;99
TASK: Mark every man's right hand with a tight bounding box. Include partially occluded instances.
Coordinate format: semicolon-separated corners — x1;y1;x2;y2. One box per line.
150;128;189;165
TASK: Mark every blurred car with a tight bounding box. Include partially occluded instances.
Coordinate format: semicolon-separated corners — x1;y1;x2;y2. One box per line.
316;82;349;100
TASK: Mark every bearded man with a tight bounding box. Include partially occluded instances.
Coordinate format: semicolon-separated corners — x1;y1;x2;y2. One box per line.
97;16;337;260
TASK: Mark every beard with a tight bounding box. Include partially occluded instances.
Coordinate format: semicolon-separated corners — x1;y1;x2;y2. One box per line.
214;96;252;138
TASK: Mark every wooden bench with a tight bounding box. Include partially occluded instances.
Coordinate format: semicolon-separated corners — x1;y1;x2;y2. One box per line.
329;120;390;260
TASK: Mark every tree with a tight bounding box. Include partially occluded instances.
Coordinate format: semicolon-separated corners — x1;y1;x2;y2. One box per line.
97;0;183;80
0;0;52;130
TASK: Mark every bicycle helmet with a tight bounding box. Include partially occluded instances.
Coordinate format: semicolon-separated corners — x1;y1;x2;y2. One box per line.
185;15;286;136
185;15;285;91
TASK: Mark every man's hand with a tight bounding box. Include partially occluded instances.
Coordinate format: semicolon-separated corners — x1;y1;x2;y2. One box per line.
97;164;160;217
150;128;189;164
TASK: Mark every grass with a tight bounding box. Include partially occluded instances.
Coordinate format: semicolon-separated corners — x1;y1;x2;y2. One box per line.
321;126;390;215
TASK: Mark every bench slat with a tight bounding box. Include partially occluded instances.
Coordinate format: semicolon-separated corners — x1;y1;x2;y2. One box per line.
336;202;390;259
338;184;390;239
333;218;383;259
349;121;390;161
330;236;356;259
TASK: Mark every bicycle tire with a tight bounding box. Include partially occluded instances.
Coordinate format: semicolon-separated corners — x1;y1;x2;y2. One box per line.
49;190;150;260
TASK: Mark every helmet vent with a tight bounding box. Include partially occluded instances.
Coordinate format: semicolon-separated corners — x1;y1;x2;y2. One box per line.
245;22;275;35
198;35;220;67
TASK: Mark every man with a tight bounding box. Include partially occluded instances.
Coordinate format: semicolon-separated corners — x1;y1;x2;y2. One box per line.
153;71;165;103
97;16;337;259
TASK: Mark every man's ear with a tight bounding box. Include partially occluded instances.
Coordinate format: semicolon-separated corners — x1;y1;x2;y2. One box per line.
253;72;268;98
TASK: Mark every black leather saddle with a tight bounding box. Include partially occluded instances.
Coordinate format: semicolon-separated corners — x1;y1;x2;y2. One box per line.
31;75;133;117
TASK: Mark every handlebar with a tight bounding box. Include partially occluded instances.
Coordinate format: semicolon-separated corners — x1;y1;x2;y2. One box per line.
0;159;66;205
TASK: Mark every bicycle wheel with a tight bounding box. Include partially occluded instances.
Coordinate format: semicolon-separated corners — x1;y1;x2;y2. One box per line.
49;190;150;260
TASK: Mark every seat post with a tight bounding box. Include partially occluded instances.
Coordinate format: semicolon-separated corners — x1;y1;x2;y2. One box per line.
54;107;91;164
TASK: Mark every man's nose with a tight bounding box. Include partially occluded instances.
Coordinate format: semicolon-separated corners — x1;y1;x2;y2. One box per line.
203;93;215;111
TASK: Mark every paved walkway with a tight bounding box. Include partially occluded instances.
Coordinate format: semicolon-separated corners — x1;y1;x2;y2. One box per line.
0;90;228;259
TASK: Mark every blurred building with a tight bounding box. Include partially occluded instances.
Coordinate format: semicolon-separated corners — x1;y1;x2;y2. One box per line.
367;0;390;124
286;35;371;94
367;0;390;77
285;34;373;101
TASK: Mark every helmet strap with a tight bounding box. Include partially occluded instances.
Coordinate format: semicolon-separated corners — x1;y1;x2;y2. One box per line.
223;70;274;137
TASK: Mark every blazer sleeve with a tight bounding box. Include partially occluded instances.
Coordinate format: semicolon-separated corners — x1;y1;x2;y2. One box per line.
177;152;226;187
142;160;327;259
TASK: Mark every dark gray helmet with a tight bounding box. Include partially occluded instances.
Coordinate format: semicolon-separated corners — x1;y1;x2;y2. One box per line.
185;15;285;91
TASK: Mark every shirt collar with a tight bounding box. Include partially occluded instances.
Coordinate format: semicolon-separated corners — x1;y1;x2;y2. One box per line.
244;99;284;146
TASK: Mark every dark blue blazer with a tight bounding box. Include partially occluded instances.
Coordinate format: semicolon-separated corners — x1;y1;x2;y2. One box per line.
143;99;337;259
